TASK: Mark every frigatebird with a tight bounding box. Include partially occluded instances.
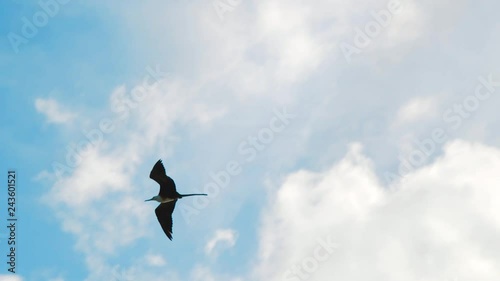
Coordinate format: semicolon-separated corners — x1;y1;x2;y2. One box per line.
146;159;207;240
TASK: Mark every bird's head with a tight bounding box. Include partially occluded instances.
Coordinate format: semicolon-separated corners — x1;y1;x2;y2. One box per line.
145;195;161;202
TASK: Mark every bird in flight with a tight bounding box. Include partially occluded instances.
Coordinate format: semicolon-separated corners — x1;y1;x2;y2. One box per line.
146;159;207;240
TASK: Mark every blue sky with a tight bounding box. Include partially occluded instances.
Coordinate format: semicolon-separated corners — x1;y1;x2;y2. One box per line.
1;0;500;280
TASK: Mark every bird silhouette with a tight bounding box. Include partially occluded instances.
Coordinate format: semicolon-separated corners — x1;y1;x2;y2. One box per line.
146;159;207;240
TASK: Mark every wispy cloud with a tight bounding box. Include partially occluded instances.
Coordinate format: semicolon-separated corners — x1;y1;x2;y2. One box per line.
393;96;439;127
40;73;227;279
0;275;23;281
205;229;238;257
144;253;167;267
35;98;76;124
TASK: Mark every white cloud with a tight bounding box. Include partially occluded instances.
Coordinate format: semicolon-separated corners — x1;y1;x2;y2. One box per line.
393;96;439;127
189;265;244;281
145;253;167;267
0;275;23;281
83;256;179;281
205;229;238;257
254;140;500;281
35;98;76;124
190;266;217;281
48;147;130;207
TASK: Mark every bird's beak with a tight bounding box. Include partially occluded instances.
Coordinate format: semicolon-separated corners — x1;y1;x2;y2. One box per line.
145;198;153;202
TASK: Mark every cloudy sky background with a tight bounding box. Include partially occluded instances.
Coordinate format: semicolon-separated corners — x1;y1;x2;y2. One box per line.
1;0;500;280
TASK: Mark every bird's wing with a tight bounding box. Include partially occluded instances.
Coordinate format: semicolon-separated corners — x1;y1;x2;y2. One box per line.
150;159;178;197
155;200;177;240
150;159;168;185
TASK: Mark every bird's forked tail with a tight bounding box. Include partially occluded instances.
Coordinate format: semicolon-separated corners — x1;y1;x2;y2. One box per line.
179;193;208;198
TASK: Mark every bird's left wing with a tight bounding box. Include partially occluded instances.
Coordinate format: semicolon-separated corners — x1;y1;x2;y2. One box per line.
155;200;177;240
150;159;168;185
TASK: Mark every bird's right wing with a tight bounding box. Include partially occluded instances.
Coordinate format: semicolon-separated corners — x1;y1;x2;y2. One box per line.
150;159;168;185
155;200;177;240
